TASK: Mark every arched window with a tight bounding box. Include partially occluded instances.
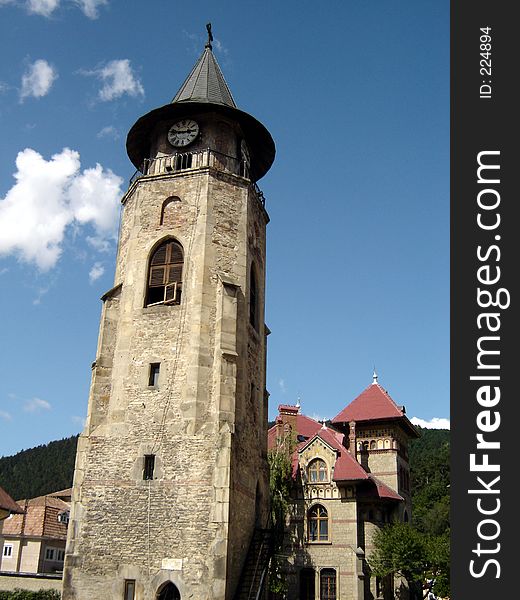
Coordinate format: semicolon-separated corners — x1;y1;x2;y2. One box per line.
320;569;336;600
308;504;328;542
249;263;259;330
160;196;181;225
369;440;376;450
308;459;328;483
384;438;391;449
146;239;183;306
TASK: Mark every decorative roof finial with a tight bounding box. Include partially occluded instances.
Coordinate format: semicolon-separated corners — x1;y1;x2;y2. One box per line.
295;396;301;409
205;22;213;50
372;367;378;385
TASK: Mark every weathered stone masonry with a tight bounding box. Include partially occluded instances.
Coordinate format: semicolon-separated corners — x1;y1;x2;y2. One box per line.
63;41;275;600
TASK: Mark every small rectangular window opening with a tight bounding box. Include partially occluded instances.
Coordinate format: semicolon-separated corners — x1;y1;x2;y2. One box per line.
124;579;136;600
143;455;155;480
3;544;13;557
148;363;160;387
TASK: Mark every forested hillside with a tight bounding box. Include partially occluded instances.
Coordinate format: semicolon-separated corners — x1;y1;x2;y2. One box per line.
0;427;450;521
0;435;78;500
410;426;450;534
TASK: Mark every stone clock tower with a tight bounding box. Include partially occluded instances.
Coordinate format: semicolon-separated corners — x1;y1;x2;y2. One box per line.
63;28;274;600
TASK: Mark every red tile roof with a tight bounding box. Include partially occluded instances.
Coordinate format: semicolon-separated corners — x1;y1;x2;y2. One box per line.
2;494;70;538
368;474;403;501
267;412;324;451
297;426;369;482
0;486;24;515
356;474;404;502
332;383;404;423
332;450;369;482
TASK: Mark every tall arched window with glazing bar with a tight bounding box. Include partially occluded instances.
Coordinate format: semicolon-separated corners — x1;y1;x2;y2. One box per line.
146;239;183;306
308;504;328;542
308;458;328;483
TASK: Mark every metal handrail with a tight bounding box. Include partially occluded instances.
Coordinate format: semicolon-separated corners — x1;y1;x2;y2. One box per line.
246;529;271;600
128;148;266;208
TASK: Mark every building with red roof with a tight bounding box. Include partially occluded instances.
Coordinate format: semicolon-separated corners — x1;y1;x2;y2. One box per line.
0;489;71;577
267;374;419;600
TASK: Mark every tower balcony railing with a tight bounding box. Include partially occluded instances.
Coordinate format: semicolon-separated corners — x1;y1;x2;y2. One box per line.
128;148;265;207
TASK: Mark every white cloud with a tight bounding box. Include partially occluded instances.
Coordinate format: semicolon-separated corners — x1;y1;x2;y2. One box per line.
71;415;86;427
89;261;104;283
20;59;57;101
84;59;144;101
278;379;286;394
24;397;51;412
0;410;12;421
213;39;229;56
97;125;120;140
74;0;107;19
0;147;122;271
410;416;450;429
310;413;329;424
27;0;60;18
2;0;108;18
32;285;50;305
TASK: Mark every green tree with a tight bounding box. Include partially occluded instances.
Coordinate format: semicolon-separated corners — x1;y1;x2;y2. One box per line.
267;437;294;596
369;523;450;599
369;522;426;597
424;532;450;598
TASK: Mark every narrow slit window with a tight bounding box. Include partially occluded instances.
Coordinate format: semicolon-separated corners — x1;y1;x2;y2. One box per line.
124;579;136;600
143;455;155;480
149;363;160;387
249;263;258;330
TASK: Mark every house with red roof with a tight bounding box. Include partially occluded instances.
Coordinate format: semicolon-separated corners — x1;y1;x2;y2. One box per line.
268;374;419;600
0;488;71;578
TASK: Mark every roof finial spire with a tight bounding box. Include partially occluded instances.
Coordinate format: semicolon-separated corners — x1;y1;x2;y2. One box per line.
205;22;213;50
295;396;301;409
372;367;378;385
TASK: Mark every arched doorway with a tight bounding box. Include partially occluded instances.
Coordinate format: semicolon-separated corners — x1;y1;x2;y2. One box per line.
156;582;180;600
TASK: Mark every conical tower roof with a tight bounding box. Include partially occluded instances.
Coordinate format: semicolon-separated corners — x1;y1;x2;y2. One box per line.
331;380;419;437
126;30;275;183
172;47;236;108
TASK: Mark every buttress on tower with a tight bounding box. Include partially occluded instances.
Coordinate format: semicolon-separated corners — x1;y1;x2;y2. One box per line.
62;33;275;600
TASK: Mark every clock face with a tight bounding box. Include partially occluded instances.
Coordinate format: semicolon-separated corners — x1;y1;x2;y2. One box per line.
168;119;199;148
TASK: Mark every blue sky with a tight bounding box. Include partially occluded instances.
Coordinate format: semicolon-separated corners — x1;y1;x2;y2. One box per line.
0;0;449;457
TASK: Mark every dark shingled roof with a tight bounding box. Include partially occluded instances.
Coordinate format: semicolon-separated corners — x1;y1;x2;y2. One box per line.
126;45;275;182
172;47;236;108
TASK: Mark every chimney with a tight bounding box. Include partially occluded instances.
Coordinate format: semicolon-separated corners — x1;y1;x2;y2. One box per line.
348;421;357;454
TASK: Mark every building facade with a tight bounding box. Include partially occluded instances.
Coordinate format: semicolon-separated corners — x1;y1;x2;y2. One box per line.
268;376;418;600
0;489;71;575
63;31;274;600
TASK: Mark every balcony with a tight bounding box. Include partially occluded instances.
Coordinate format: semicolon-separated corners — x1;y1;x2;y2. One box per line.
128;148;266;208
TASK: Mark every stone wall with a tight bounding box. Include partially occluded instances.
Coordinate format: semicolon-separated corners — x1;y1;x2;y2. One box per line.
63;149;269;600
0;572;62;593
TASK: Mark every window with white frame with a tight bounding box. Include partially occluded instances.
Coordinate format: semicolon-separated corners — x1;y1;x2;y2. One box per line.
45;547;65;562
2;544;13;558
